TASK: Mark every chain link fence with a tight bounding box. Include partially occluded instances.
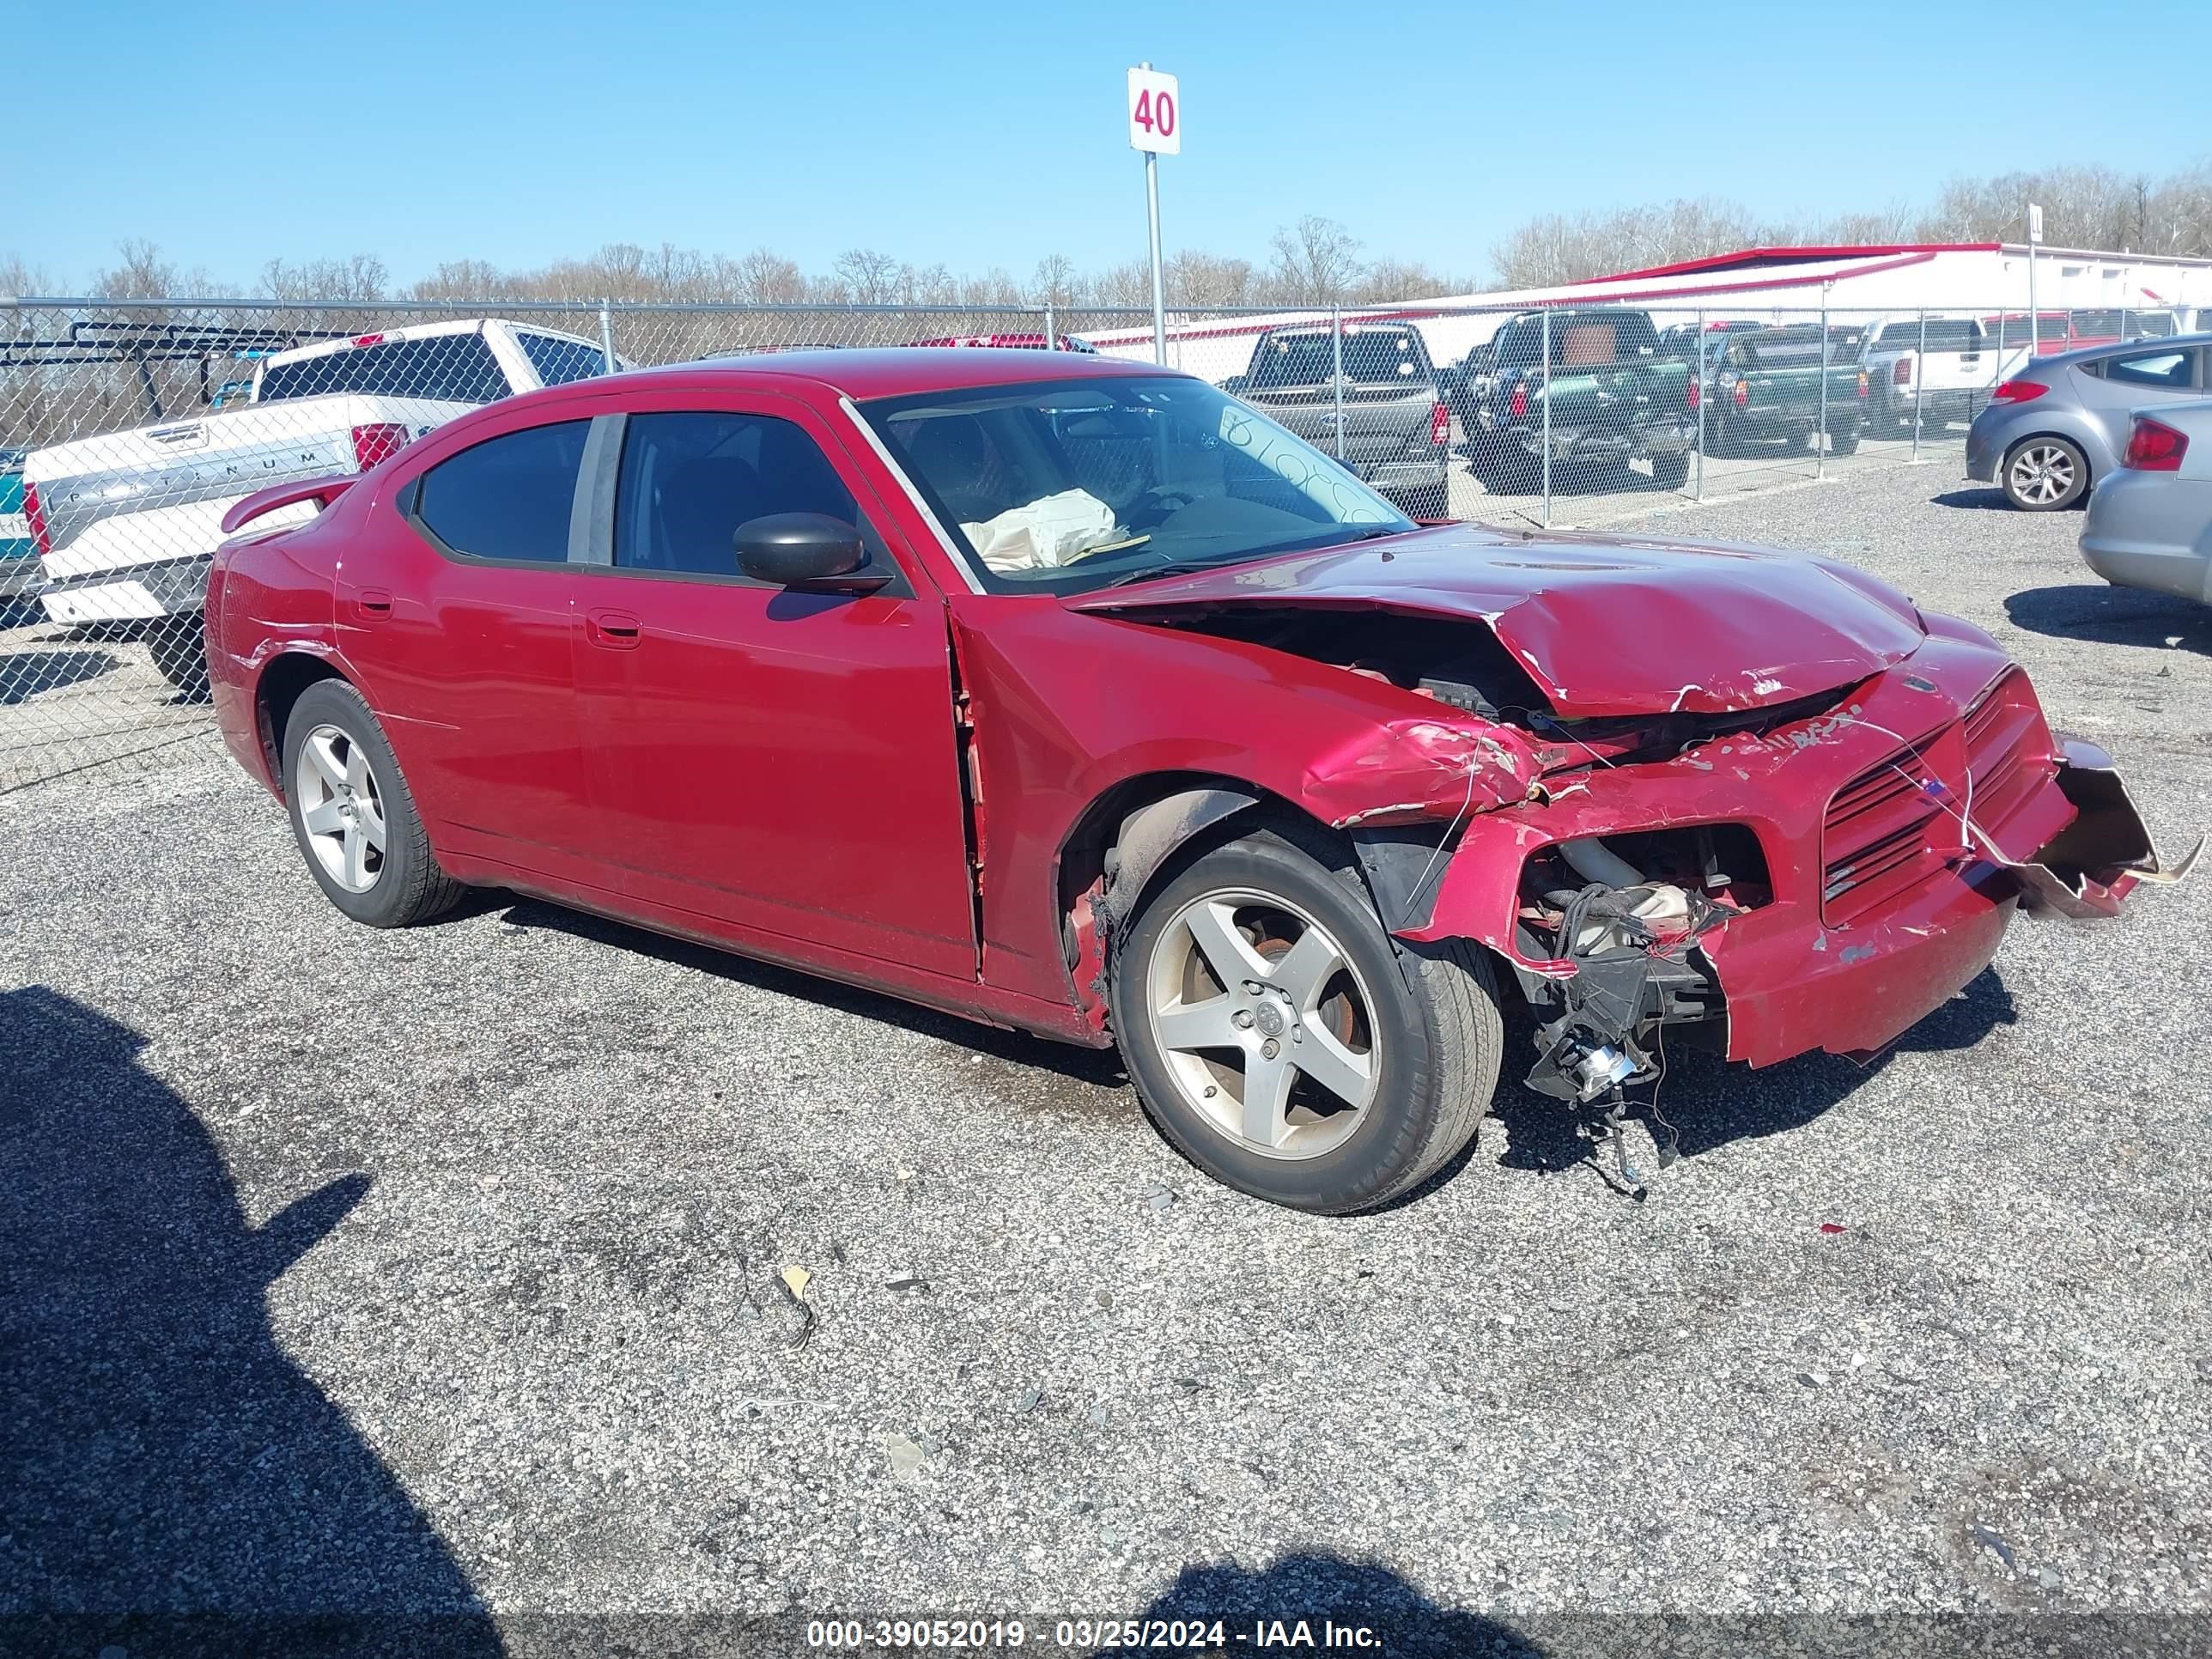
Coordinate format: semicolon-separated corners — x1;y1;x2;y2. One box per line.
3;292;2181;793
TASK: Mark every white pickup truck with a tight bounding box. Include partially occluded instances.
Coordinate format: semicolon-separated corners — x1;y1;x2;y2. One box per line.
22;318;615;688
1858;313;1992;434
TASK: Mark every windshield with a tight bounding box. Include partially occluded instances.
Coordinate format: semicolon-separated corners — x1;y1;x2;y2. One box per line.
1248;329;1428;388
860;375;1410;596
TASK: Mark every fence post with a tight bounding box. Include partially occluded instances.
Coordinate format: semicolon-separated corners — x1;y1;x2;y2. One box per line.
1911;309;1925;462
1330;303;1346;462
1693;307;1706;503
598;300;617;374
1540;308;1553;526
1993;310;2007;417
1816;291;1829;482
1043;300;1056;351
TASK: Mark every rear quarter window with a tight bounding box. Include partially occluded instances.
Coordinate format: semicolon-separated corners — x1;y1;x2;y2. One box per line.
411;420;590;563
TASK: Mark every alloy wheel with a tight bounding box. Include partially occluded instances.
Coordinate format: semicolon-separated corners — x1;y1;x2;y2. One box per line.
2008;442;2078;507
293;722;387;892
1144;888;1381;1160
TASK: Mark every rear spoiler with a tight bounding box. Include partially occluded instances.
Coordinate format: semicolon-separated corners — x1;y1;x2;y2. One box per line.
220;474;357;536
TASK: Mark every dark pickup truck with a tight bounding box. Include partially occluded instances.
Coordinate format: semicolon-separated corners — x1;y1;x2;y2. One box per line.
1223;322;1450;517
1461;307;1696;491
1667;324;1868;456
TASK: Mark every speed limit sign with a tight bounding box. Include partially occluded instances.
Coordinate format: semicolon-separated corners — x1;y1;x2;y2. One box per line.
1127;66;1180;155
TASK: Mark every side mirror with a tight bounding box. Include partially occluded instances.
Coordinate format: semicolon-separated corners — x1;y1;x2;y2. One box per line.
732;513;888;593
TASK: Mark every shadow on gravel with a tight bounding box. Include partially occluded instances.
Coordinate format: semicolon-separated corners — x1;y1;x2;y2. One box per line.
1931;487;2013;511
1484;966;2017;1177
0;647;119;703
1099;1551;1541;1657
2003;584;2212;654
0;986;501;1659
493;896;1128;1090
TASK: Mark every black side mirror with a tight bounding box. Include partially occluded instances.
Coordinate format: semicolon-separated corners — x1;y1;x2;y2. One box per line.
732;513;887;593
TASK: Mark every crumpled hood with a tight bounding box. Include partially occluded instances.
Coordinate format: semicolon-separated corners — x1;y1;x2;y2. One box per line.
1066;521;1928;719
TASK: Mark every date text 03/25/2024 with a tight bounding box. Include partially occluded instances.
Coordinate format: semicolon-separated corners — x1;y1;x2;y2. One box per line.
805;1618;1382;1649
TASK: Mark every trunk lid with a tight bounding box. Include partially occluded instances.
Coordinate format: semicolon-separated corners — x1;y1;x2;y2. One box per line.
1066;522;1926;719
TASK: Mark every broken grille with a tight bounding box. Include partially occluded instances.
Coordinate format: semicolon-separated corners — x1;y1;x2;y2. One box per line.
1820;723;1963;925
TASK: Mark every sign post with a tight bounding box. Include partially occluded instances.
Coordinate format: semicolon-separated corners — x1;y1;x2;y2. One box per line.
2027;203;2044;362
1127;64;1179;365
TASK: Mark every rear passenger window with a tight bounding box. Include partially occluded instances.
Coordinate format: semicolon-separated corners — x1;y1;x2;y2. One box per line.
613;411;882;580
412;420;589;563
260;334;510;404
2106;349;2195;390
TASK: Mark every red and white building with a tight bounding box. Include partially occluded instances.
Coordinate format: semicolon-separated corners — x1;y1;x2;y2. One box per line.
1090;242;2212;383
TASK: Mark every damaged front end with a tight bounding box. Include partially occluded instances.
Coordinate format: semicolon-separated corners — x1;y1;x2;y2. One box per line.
1071;538;2197;1170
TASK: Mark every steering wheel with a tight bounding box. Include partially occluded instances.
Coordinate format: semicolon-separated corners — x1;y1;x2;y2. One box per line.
1120;485;1196;531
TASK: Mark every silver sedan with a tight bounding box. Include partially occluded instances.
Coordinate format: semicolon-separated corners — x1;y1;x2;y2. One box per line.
1966;333;2212;511
2078;398;2212;605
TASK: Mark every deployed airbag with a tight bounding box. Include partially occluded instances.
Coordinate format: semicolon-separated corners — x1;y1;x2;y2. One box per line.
962;489;1120;574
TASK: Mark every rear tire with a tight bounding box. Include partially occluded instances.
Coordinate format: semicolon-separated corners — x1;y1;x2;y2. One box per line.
1830;420;1862;457
2002;435;2088;511
282;678;465;928
147;612;210;700
1109;817;1504;1213
1650;452;1690;490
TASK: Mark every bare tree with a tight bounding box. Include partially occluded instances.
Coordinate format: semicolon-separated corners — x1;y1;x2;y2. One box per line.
833;248;902;305
259;254;387;303
1032;252;1079;307
731;247;805;305
1266;216;1366;304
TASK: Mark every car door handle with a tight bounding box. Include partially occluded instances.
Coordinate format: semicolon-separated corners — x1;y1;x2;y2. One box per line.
587;609;642;648
354;588;392;620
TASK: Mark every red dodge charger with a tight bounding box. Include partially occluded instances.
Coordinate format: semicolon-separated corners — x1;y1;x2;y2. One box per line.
206;349;2191;1212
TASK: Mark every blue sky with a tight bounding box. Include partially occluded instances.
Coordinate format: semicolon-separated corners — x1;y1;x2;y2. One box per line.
17;0;2209;293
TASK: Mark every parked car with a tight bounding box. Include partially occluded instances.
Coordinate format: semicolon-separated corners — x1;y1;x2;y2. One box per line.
202;348;2177;1214
1667;325;1867;456
1;447;35;601
1463;308;1695;491
1966;333;2212;511
1984;309;2179;371
21;319;617;691
1221;322;1450;517
2078;401;2212;605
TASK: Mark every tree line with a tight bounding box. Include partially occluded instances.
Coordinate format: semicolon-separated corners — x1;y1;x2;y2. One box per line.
8;161;2210;312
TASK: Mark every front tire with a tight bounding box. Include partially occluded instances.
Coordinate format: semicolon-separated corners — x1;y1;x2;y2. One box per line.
2002;435;2088;511
282;678;465;927
1109;820;1504;1213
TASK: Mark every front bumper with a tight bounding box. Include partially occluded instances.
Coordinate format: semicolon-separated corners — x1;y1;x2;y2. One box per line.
1403;635;2196;1072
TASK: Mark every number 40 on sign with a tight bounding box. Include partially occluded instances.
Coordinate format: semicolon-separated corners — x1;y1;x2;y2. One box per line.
1127;66;1180;155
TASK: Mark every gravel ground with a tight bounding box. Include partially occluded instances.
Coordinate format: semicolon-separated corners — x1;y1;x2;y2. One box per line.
4;461;2210;1657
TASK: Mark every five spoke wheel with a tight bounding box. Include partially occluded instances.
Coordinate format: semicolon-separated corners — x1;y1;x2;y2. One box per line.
293;722;387;892
1145;888;1379;1160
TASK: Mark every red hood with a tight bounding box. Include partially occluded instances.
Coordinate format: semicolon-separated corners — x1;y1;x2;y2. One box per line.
1065;521;1927;719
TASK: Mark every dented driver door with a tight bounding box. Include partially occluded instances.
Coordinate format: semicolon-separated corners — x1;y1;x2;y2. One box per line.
568;396;977;981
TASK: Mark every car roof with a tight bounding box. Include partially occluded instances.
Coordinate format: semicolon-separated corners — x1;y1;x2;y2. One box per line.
2026;330;2212;369
626;346;1167;400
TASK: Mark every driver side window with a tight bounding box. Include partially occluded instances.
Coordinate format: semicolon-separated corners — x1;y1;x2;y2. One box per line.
613;410;887;580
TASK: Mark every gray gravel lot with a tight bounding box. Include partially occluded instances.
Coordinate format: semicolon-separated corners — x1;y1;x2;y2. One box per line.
4;460;2210;1656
